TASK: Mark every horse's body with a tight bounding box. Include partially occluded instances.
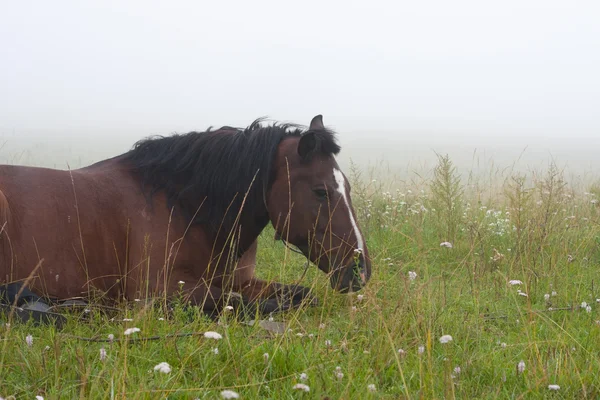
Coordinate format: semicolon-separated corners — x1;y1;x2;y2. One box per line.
0;115;371;316
0;160;216;299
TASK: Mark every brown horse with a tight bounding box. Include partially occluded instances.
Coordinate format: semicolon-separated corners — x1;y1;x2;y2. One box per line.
0;115;371;317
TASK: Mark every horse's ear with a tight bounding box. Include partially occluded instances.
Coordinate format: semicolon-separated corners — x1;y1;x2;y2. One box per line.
299;115;324;158
309;114;324;131
298;132;317;159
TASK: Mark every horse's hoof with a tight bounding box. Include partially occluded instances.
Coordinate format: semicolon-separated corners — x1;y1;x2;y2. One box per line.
0;305;67;329
280;285;318;308
222;295;290;320
306;295;319;307
257;298;291;315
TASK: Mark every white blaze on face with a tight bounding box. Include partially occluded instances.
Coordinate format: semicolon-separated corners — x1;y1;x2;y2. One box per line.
333;168;364;253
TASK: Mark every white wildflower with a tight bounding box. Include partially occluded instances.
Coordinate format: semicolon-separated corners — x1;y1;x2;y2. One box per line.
439;334;453;344
124;327;140;336
500;342;507;348
453;366;461;375
224;305;234;312
418;345;425;354
408;271;417;281
122;318;133;322
26;334;33;347
397;348;406;356
153;362;172;374
552;291;557;296
336;371;344;380
356;294;364;302
100;347;107;361
440;242;453;248
319;323;326;329
586;305;592;313
212;347;219;355
509;280;523;286
544;293;550;301
517;360;525;373
299;372;307;381
367;383;377;392
178;280;185;285
293;383;310;392
108;334;115;342
204;331;223;340
325;339;332;347
548;384;560;390
263;353;269;363
220;390;240;399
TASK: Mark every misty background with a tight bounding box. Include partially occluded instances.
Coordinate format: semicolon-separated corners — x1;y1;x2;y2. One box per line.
1;1;599;183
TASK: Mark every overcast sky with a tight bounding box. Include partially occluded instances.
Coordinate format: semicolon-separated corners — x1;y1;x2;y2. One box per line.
1;1;599;175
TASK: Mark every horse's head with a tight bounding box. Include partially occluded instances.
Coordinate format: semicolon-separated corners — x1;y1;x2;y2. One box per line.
267;115;371;293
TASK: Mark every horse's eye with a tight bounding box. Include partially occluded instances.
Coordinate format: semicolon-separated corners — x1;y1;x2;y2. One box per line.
313;188;328;200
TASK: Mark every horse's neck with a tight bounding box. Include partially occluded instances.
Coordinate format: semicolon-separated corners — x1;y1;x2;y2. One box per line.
228;213;270;258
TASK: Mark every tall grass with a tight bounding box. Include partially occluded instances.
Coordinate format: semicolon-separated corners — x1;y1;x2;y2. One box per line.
1;156;600;399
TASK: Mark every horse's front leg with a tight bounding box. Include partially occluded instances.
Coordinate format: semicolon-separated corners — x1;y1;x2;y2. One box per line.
238;277;318;309
176;277;291;319
233;241;318;310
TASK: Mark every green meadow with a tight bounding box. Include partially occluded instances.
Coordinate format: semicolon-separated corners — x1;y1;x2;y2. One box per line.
2;155;600;399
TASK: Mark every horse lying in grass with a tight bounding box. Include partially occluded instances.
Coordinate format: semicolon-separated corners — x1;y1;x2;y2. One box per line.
0;115;371;318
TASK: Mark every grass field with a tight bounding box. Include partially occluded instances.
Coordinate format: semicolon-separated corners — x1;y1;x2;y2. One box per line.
1;156;600;399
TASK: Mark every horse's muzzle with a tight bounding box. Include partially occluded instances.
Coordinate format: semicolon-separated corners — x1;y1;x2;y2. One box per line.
330;258;368;293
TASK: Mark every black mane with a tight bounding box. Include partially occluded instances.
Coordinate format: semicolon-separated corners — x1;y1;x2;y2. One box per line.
121;118;340;239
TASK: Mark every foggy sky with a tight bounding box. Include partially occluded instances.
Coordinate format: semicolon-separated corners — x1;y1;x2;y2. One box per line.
1;1;599;176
